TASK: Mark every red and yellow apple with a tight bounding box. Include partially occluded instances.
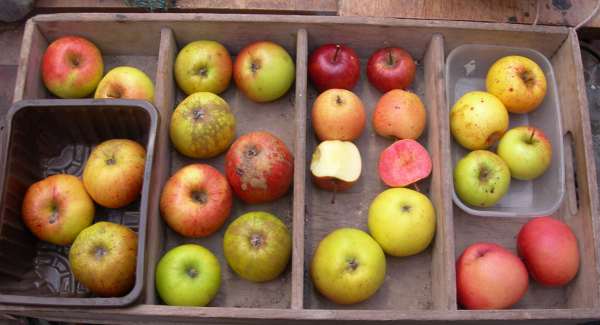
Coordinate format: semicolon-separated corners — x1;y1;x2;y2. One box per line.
174;40;232;95
311;88;365;141
94;66;154;102
310;140;362;192
373;89;426;140
367;47;416;93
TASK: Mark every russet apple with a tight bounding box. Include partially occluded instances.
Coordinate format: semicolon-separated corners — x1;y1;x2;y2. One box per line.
367;47;416;93
69;221;137;297
308;44;360;92
160;164;232;237
497;126;552;180
21;174;94;245
373;89;426;140
174;40;232;95
310;140;362;192
311;88;365;141
486;55;547;114
450;91;509;150
233;41;295;102
82;139;146;208
225;131;293;204
453;150;510;208
41;36;104;98
378;139;432;187
94;66;154;102
456;242;529;309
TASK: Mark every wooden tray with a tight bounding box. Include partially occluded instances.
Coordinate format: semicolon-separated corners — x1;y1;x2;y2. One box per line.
2;13;600;323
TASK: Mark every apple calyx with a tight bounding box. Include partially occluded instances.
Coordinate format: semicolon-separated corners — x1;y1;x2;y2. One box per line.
478;166;491;183
186;267;198;278
105;156;116;165
48;205;59;224
401;204;411;213
250;60;261;74
198;66;208;77
250;233;264;249
68;54;81;68
192;108;206;121
94;246;108;260
333;44;341;63
346;257;358;272
191;190;208;204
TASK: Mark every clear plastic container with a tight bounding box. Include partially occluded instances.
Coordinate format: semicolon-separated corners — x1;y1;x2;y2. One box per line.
446;44;565;217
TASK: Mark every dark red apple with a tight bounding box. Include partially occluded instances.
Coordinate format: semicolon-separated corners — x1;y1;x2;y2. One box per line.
308;44;360;92
367;47;416;93
517;216;580;287
225;131;293;204
378;139;432;187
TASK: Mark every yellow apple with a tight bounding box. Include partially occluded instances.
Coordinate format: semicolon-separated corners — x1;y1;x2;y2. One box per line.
450;91;509;150
486;55;547;114
94;66;155;103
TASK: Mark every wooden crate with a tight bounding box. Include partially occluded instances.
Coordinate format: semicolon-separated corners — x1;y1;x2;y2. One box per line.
2;13;600;323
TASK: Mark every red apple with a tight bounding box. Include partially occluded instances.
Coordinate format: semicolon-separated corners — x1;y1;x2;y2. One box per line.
41;36;104;99
225;131;293;204
456;242;529;310
378;139;432;187
160;164;232;237
367;47;416;93
308;44;360;92
517;216;580;287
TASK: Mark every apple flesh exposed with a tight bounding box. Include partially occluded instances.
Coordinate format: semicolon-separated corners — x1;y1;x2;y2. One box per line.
174;40;232;95
83;139;146;209
69;222;137;297
497;126;552;180
170;92;236;159
310;228;386;305
94;66;155;102
517;216;580;286
456;242;529;309
453;150;510;208
156;244;221;306
486;55;547;114
160;164;232;237
21;174;94;245
368;188;436;257
310;140;362;192
308;44;360;92
41;36;104;99
378;139;432;187
367;47;416;93
312;88;365;141
373;89;426;140
223;211;291;282
450;91;509;150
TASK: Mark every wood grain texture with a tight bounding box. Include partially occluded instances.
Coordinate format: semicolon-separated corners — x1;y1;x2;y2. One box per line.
12;20;47;102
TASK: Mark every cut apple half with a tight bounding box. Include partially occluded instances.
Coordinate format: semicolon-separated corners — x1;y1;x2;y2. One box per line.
378;139;432;187
310;140;362;192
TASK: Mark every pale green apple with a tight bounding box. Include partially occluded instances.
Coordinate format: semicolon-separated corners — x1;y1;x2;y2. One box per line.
310;228;385;304
454;150;511;207
94;66;154;102
497;126;552;180
174;40;232;95
368;188;436;257
155;244;221;306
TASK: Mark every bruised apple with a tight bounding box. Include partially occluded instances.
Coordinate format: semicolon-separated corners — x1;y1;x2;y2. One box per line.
378;139;432;187
310;140;361;191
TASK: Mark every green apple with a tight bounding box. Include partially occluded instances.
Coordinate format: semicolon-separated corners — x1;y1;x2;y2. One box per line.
223;211;291;282
497;126;552;180
69;222;137;297
454;150;511;207
155;244;221;306
368;188;436;257
94;66;154;103
174;40;232;95
450;91;509;150
233;41;295;102
170;92;236;159
310;228;386;304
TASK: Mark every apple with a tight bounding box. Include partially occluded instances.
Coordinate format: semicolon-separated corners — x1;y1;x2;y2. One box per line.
155;244;221;306
174;40;232;95
373;89;426;140
456;242;529;309
453;150;511;208
160;164;232;237
311;228;385;304
367;47;416;93
21;174;94;245
517;216;580;287
368;188;436;257
378;139;432;187
486;55;547;114
94;66;154;102
41;36;104;98
233;41;295;102
308;44;360;92
82;139;146;208
450;91;509;150
497;126;552;180
170;92;236;159
69;221;137;297
311;88;365;141
223;211;291;282
225;131;293;204
310;140;361;192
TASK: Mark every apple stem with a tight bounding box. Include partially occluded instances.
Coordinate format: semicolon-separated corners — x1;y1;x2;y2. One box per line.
412;182;420;192
529;129;536;143
331;181;337;204
333;44;341;63
388;49;394;66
